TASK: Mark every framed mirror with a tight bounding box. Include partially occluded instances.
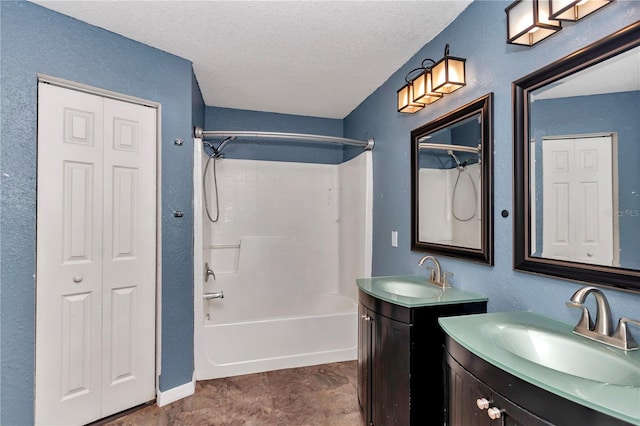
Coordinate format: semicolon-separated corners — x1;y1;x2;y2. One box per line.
513;22;640;291
411;94;494;264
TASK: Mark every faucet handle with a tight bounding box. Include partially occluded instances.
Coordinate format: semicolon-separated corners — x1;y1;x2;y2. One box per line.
565;301;594;332
612;317;640;351
443;271;453;287
426;267;435;282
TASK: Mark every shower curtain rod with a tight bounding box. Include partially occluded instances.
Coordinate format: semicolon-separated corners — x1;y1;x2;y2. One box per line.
418;142;481;154
193;127;374;151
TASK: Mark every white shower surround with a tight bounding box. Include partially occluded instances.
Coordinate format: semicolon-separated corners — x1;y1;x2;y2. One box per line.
193;141;372;380
418;163;481;248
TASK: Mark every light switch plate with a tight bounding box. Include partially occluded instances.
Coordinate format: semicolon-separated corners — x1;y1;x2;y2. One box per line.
391;231;398;248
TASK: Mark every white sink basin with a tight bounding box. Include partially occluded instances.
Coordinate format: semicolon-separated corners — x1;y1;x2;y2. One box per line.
374;280;442;298
483;322;640;386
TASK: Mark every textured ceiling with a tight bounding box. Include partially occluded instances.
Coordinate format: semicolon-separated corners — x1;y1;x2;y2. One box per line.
32;1;472;119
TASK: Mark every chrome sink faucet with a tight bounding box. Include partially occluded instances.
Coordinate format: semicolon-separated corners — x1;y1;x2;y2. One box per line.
566;286;639;351
567;286;612;336
418;255;451;288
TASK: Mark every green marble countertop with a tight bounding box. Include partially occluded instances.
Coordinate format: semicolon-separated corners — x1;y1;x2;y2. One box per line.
439;311;640;424
356;275;487;308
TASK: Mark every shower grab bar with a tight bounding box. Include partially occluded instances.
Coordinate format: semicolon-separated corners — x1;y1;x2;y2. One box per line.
194;127;374;151
418;143;481;153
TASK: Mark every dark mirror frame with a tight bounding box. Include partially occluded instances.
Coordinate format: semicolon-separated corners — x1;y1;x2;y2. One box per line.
411;93;494;265
513;22;640;292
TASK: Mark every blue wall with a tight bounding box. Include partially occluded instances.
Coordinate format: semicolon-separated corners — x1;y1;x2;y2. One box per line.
204;106;345;164
0;2;195;423
344;0;640;325
531;91;640;269
1;0;639;423
193;72;206;129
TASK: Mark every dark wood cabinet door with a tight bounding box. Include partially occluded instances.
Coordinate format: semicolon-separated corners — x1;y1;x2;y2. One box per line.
447;355;492;426
358;304;373;425
447;351;554;426
490;392;553;426
372;313;411;426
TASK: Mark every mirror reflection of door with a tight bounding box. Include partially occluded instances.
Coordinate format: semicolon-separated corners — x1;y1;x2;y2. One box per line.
513;22;639;290
539;134;619;266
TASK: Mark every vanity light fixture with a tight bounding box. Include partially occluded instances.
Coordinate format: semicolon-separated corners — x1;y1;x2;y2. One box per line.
397;67;426;113
412;59;444;105
550;0;612;21
431;45;467;94
398;45;467;114
505;0;562;46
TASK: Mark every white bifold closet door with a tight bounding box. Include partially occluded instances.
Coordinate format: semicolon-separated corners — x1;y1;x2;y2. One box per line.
542;135;615;266
36;82;157;425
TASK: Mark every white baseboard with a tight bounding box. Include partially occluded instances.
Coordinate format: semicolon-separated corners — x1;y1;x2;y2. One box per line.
156;372;196;407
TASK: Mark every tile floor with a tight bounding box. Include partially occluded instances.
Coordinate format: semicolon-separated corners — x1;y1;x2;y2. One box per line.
104;361;365;426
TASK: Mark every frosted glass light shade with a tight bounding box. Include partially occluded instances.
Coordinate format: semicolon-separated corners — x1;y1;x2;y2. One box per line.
412;70;443;104
397;83;424;113
506;0;562;46
431;56;466;94
550;0;612;21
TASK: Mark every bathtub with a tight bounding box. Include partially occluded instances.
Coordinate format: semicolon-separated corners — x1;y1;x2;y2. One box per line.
196;292;357;379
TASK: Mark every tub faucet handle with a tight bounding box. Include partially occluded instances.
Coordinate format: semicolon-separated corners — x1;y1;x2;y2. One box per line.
205;262;216;282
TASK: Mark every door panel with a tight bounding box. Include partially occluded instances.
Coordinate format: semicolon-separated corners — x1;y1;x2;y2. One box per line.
101;98;156;414
62;161;95;263
60;292;94;401
109;286;136;384
573;136;613;265
36;83;156;425
372;314;410;426
542;138;573;260
36;83;104;425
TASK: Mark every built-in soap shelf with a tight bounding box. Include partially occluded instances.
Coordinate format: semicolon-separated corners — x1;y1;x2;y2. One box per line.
206;243;240;274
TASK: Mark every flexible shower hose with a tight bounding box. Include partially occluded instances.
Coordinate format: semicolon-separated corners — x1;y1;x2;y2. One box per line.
451;167;477;222
203;152;220;222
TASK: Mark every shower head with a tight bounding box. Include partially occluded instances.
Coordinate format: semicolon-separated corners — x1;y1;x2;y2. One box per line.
203;141;219;158
216;136;236;156
447;150;463;168
203;136;236;158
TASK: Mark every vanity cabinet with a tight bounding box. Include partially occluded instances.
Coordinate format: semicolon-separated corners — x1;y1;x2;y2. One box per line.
444;335;633;426
358;289;487;426
446;352;552;426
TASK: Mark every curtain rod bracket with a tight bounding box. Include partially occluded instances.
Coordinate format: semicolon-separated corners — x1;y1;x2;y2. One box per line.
366;138;375;151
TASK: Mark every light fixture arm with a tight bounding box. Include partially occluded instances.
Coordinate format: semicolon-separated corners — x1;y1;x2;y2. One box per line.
420;58;436;69
444;44;450;56
404;67;427;83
